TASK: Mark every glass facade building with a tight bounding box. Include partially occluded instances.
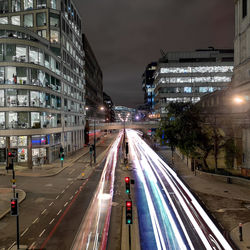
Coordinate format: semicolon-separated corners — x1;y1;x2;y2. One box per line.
0;0;85;167
154;49;234;118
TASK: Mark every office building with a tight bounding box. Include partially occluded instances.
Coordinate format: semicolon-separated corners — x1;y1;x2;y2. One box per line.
0;0;85;167
154;48;234;117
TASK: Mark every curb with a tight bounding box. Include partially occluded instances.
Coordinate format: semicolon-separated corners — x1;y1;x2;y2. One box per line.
0;188;26;220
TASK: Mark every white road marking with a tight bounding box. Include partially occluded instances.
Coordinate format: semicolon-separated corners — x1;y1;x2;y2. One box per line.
41;209;47;215
69;195;74;200
69;169;75;175
61;189;65;194
39;229;46;237
32;217;39;224
20;227;29;237
49;202;54;206
57;209;62;216
64;202;68;207
56;195;59;199
8;241;16;250
70;181;74;185
49;218;55;225
29;241;36;249
66;185;70;189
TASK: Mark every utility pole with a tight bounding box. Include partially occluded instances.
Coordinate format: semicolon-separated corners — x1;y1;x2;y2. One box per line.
93;119;96;164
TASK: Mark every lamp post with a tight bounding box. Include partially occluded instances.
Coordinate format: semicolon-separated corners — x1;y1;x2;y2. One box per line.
86;105;105;164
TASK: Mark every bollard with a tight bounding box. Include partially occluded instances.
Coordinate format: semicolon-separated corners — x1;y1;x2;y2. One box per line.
239;223;243;241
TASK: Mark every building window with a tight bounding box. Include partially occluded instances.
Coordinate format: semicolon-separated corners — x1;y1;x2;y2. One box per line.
17;89;29;106
8;112;18;128
11;15;20;25
0;90;4;106
24;0;33;10
16;67;27;84
11;0;21;12
29;47;39;64
7;89;17;107
31;113;40;128
184;87;192;93
24;14;33;27
18;148;27;162
37;29;47;39
0;113;5;129
243;0;247;18
37;0;46;8
50;30;59;43
51;0;56;9
5;44;16;62
16;46;27;62
0;44;3;61
18;112;29;128
36;12;46;26
5;67;17;84
50;13;59;27
30;91;40;107
0;67;3;84
0;0;9;13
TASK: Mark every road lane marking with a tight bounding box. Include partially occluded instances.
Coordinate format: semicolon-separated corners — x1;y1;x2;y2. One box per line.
29;241;36;249
49;218;55;225
20;227;29;237
41;209;47;215
69;195;73;200
61;189;65;194
49;202;54;207
66;185;70;189
39;229;46;237
64;202;68;207
69;169;75;175
8;241;16;250
32;217;39;224
56;195;59;199
57;209;62;216
70;181;74;185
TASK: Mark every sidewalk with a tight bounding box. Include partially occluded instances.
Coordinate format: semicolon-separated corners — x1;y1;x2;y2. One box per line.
158;147;250;250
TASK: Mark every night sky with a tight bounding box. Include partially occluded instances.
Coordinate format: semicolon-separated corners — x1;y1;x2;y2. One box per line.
75;0;234;108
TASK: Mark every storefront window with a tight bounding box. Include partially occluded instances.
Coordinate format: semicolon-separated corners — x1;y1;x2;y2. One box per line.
37;12;46;26
11;15;20;26
17;112;29;128
30;91;40;107
6;89;17;107
29;47;38;64
31;112;40;128
17;89;28;106
17;67;27;84
24;0;33;10
24;14;33;27
37;0;46;8
0;90;4;106
50;30;59;43
18;136;27;146
8;112;18;129
0;112;5;129
10;136;18;147
16;46;27;62
11;0;21;12
18;148;27;162
0;17;8;24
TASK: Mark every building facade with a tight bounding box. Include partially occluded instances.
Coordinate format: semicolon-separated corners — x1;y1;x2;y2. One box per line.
142;62;157;112
103;92;115;123
154;49;234;117
114;106;136;122
0;0;85;167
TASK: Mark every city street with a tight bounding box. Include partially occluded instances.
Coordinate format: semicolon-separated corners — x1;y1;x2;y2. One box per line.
0;134;116;249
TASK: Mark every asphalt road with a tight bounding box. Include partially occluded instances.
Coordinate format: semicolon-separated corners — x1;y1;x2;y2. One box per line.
0;134;115;249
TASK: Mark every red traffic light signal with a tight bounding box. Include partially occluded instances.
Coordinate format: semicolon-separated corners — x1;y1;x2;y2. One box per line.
8;152;12;157
11;198;18;216
126;201;132;224
125;177;130;194
125;177;130;183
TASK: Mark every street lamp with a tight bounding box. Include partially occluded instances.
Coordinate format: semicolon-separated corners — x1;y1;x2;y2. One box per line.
86;105;105;164
233;96;245;104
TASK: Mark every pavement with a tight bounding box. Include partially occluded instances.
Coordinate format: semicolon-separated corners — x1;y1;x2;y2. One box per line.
158;147;250;250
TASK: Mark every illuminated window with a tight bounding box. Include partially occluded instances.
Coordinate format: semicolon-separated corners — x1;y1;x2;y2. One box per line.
51;0;56;9
50;30;59;43
11;15;20;25
24;0;33;10
0;17;8;24
184;87;192;93
11;0;21;11
24;14;33;27
37;29;47;39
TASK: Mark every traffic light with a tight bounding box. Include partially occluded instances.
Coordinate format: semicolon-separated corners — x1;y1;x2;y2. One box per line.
125;177;130;194
60;146;64;153
125;201;132;224
6;151;14;170
11;198;18;216
126;142;129;155
60;153;64;161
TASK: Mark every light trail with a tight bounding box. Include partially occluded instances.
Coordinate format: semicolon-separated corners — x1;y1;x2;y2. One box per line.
127;129;232;250
71;132;123;250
